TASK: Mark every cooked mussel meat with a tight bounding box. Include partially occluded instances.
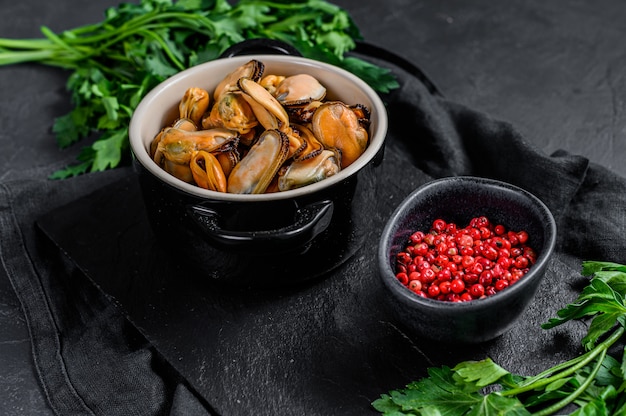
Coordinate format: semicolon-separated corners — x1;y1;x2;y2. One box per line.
278;149;340;191
311;101;369;169
201;91;258;135
190;150;228;192
213;59;264;101
259;75;285;96
238;77;289;130
179;87;210;126
290;123;324;161
273;74;326;106
227;129;290;194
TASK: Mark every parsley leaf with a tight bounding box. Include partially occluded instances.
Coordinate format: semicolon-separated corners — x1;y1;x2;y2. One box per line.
372;363;530;416
452;359;511;389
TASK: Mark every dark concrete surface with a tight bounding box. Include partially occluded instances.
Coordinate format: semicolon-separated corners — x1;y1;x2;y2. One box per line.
1;0;625;414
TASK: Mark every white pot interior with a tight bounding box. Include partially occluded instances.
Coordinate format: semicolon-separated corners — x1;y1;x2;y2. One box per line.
129;55;388;201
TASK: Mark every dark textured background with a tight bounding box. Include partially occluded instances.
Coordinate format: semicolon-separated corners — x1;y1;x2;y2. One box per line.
1;0;625;414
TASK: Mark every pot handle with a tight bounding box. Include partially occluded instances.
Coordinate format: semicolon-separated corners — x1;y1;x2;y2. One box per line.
219;39;303;58
188;200;334;252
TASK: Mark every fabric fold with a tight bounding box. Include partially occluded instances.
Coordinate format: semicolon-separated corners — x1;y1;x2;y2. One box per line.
559;162;626;264
382;73;590;223
0;169;209;415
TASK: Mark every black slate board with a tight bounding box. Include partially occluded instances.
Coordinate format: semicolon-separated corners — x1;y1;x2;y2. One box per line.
35;134;582;415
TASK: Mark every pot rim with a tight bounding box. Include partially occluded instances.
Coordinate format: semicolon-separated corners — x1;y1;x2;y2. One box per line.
129;54;388;202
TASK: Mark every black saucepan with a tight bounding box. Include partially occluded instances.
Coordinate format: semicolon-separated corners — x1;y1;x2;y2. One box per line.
129;48;388;288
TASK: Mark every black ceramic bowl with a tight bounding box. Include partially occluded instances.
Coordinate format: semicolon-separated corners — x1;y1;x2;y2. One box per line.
378;176;557;343
129;55;388;287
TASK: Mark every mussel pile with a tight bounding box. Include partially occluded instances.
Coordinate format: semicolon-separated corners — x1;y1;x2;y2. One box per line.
149;59;371;194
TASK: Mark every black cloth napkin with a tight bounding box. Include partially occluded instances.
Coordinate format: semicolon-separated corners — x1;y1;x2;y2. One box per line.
0;167;211;415
2;48;626;415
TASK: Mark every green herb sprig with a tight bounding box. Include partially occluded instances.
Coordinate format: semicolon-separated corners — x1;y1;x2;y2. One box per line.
372;261;626;415
0;0;398;178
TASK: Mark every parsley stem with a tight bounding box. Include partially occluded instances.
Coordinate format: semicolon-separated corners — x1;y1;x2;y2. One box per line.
501;326;624;397
40;26;78;53
244;0;340;13
0;50;56;65
27;13;220;72
511;347;595;390
54;10;162;45
532;348;608;416
0;49;87;68
0;38;58;49
517;354;586;386
136;29;185;70
61;11;218;47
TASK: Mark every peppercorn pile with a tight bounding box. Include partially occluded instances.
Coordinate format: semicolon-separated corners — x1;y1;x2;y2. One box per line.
395;216;536;301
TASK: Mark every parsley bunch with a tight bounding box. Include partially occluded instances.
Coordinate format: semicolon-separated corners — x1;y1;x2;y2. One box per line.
373;261;626;415
0;0;398;178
